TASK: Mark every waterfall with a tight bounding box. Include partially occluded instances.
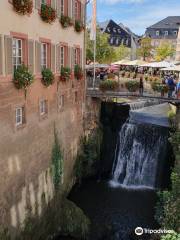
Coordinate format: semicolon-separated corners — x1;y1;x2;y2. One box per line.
110;119;167;189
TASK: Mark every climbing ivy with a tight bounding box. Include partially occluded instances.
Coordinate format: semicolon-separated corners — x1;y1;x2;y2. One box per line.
74;128;102;183
51;128;63;189
155;131;180;232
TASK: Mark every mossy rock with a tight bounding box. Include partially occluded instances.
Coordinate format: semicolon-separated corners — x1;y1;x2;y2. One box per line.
59;199;90;239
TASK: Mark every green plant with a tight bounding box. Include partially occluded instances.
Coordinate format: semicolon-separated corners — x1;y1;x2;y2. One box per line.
161;231;180;240
12;0;33;15
74;20;84;32
41;68;54;87
60;66;71;81
0;227;11;240
51;128;63;189
13;64;34;96
74;129;102;184
74;64;83;80
60;15;73;28
151;82;168;93
40;4;56;23
144;75;149;81
99;79;119;91
125;80;139;92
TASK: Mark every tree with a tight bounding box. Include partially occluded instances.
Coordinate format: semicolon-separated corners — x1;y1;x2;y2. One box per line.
137;37;153;61
86;28;130;64
155;42;175;61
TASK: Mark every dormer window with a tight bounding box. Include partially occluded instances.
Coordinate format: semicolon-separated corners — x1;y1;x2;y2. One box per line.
156;31;160;36
164;31;168;36
113;28;116;33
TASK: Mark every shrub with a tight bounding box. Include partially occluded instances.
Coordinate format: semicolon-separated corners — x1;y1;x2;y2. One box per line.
161;232;180;240
60;15;73;28
125;80;139;92
40;4;56;24
74;20;84;32
12;0;33;15
151;82;168;93
41;68;54;87
74;64;83;80
99;79;119;91
60;67;71;81
13;64;34;90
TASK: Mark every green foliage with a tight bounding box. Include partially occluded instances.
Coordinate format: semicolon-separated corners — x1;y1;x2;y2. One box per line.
40;3;56;23
155;43;175;61
155;131;180;232
74;129;102;183
60;66;71;80
12;0;33;15
60;15;73;28
0;227;11;240
74;64;83;80
59;199;90;239
125;80;139;92
74;20;84;32
86;28;126;64
161;231;180;240
99;79;119;91
151;82;168;93
13;64;34;90
41;68;54;87
51;129;63;189
137;37;153;60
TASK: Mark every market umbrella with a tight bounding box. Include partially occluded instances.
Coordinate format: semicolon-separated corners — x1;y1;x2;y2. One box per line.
123;60;147;66
141;61;175;68
160;66;180;72
111;59;130;65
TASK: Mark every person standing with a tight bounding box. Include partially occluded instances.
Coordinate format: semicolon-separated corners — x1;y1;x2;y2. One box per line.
139;76;144;96
167;75;176;98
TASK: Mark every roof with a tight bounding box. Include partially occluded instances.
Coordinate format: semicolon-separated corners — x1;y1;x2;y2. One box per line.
147;16;180;29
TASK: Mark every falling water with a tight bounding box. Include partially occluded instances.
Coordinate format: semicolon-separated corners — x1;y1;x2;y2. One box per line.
111;119;167;189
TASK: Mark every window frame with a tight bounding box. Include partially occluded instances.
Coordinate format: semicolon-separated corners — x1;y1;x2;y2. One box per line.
39;99;47;116
164;31;168;36
60;45;65;68
58;94;65;111
12;38;23;70
74;47;80;65
156;30;160;36
41;43;48;69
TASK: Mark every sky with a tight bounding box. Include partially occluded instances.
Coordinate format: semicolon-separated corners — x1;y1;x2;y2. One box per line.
87;0;180;35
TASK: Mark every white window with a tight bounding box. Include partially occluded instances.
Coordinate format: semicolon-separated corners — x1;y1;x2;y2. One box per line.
60;46;65;68
15;107;24;126
74;48;79;65
41;43;48;69
58;95;64;110
13;38;23;70
156;31;160;36
113;28;116;33
39;100;47;115
116;38;119;45
110;38;113;44
164;31;168;36
61;0;64;15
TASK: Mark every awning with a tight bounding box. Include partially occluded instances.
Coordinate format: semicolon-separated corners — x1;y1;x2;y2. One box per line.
124;60;147;66
160;66;180;72
85;64;109;69
141;61;175;68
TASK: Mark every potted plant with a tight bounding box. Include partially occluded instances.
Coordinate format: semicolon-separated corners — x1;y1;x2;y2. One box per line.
12;0;33;15
40;3;56;24
99;80;119;92
125;80;139;92
60;67;71;81
74;65;83;80
74;20;84;32
60;15;73;28
41;68;54;87
13;64;34;96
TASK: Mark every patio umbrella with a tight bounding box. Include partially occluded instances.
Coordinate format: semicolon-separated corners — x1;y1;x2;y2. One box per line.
111;59;130;65
160;66;180;72
123;59;147;66
141;61;175;68
85;64;109;69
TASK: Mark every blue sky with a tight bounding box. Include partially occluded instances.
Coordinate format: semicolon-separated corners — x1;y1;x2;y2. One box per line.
87;0;180;35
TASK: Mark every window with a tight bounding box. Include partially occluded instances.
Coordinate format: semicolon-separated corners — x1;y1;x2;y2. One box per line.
113;28;116;33
74;91;78;103
74;48;80;65
164;31;168;36
116;38;119;45
60;46;65;68
61;0;64;15
156;31;160;36
58;95;64;110
15;107;25;126
74;0;80;20
110;38;114;44
13;38;23;70
41;43;48;69
39;100;47;115
174;31;178;36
